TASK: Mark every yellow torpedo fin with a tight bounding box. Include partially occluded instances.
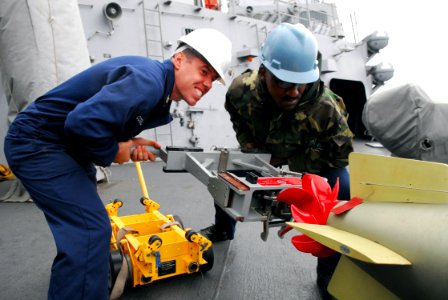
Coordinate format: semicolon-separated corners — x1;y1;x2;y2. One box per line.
349;152;448;204
287;222;411;265
349;152;448;203
328;256;401;300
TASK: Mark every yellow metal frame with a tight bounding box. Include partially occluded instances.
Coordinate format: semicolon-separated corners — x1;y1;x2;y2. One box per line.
106;162;212;287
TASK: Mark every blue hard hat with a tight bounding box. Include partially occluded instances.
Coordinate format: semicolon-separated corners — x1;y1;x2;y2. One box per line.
260;23;319;84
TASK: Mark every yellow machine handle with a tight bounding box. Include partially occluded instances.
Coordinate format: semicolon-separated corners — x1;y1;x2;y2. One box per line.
135;161;150;200
134;161;160;213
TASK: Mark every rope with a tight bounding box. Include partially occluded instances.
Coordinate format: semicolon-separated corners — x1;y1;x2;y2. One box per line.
109;227;138;300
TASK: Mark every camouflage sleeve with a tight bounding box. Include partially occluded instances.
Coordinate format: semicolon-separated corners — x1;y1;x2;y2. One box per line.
224;76;256;148
288;90;354;173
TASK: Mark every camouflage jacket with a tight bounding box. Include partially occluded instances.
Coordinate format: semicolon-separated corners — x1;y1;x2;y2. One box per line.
225;69;354;173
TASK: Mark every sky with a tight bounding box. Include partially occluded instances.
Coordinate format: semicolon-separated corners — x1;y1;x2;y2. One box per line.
333;0;448;102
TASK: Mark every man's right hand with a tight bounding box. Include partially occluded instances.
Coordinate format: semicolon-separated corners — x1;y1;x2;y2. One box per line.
113;138;161;164
130;138;161;162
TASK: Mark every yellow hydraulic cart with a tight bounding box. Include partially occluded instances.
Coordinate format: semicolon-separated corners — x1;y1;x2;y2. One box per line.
106;161;213;298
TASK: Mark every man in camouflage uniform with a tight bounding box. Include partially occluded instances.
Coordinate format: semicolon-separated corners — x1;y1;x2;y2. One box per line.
225;69;353;174
200;23;353;299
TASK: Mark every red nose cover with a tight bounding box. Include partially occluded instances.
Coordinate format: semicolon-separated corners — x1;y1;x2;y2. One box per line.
277;174;340;257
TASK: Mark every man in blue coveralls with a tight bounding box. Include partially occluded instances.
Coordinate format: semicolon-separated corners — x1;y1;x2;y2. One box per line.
4;28;232;300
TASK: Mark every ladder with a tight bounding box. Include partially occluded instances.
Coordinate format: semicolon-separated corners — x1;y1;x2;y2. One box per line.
142;1;174;146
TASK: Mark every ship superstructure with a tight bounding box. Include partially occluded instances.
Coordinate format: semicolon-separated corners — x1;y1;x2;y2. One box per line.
79;0;392;148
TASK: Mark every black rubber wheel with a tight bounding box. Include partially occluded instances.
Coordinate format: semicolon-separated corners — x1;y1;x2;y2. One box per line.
140;197;148;205
112;199;123;207
200;246;214;273
173;215;184;229
149;235;162;247
108;250;123;292
185;230;197;242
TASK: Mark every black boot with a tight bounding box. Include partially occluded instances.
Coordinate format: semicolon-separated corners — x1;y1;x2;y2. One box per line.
200;224;232;242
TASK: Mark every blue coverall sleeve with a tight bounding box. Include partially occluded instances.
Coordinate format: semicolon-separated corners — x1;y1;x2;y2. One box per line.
64;65;164;166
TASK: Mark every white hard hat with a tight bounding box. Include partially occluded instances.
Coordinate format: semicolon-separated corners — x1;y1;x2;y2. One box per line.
177;28;232;85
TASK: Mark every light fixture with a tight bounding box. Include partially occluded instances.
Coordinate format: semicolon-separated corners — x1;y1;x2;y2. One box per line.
367;62;394;92
364;31;389;58
103;2;122;21
368;62;394;83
